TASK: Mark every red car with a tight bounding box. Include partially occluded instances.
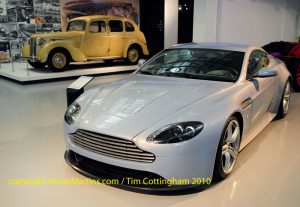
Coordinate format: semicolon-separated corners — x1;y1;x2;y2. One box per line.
263;41;300;91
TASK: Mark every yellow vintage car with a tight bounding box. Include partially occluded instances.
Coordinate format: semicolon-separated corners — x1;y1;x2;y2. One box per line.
22;15;149;71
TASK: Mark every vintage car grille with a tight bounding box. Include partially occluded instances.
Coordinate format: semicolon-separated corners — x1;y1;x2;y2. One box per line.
29;38;36;57
69;130;155;163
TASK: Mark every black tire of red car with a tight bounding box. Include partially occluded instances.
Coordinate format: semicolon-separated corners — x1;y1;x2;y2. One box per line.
47;49;70;72
213;116;241;180
291;61;300;92
28;60;46;69
276;80;291;119
126;45;141;65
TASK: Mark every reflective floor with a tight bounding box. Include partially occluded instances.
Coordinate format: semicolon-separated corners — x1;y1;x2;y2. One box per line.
0;75;299;207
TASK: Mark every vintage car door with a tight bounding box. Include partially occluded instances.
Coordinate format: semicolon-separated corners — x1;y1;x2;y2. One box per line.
108;20;127;57
82;20;109;58
245;50;277;128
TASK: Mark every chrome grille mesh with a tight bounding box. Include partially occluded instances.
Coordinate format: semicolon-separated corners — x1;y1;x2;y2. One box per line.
69;130;155;163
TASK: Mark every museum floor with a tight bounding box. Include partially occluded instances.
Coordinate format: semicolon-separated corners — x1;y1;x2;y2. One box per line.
0;74;299;207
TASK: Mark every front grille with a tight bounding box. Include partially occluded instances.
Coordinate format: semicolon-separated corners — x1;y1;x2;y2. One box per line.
29;38;36;57
69;129;155;163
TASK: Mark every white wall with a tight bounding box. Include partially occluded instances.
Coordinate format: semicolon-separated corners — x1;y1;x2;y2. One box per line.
164;0;179;48
193;0;300;46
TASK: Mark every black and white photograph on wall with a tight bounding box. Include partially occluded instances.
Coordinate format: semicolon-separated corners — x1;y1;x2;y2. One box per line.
36;23;52;33
0;0;7;15
18;23;35;40
6;0;18;9
19;0;33;6
0;0;61;59
16;6;34;23
6;8;17;22
0;23;18;40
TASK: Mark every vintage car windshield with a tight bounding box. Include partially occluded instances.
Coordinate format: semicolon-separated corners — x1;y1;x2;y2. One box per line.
67;20;86;32
138;49;245;82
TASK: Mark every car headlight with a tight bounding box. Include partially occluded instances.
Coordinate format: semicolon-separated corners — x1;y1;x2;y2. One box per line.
26;37;30;45
64;102;81;125
36;38;46;45
146;122;204;144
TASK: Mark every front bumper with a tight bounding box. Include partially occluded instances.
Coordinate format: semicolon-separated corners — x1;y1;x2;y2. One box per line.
64;150;211;193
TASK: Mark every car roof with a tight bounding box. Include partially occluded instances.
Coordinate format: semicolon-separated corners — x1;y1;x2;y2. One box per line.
70;15;131;22
171;42;250;52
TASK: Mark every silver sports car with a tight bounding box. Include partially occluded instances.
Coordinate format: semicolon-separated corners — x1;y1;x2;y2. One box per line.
64;43;291;191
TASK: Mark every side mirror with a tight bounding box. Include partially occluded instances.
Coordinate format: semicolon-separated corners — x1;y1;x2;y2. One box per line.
255;68;277;78
138;59;147;67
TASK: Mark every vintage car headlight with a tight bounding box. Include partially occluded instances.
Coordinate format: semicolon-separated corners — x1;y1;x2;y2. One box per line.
146;122;204;144
36;38;46;45
64;102;81;125
26;37;31;45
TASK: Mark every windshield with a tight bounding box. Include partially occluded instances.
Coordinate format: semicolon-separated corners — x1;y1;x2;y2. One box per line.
67;20;86;32
138;49;245;82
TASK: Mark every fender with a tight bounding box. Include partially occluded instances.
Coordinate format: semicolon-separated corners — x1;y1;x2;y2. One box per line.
122;39;149;58
38;40;87;63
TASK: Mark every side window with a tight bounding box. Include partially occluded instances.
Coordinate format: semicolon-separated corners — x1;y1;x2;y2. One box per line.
109;20;123;32
247;50;269;79
89;21;106;33
125;21;135;32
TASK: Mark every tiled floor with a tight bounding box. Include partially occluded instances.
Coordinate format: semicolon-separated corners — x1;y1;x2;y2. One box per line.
0;75;299;207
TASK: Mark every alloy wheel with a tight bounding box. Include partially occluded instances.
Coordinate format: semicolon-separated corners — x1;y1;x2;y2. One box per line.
283;81;291;114
221;120;240;174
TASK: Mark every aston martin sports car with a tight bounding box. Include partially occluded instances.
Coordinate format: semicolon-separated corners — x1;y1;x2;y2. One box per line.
64;43;291;191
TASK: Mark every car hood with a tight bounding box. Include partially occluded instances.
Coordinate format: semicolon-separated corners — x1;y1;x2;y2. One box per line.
31;31;83;39
78;74;233;140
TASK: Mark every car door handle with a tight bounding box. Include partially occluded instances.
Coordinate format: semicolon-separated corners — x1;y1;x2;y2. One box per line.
241;97;253;109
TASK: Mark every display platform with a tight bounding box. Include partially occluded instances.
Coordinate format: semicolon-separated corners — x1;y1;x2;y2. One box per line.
0;61;137;84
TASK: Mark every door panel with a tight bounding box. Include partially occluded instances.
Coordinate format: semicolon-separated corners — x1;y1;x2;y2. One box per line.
82;21;109;58
108;20;126;57
246;50;276;128
247;78;276;127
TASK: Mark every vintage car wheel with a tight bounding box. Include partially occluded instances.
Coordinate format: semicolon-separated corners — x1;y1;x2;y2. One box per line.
213;117;241;180
292;61;300;91
28;61;46;69
126;46;140;65
47;49;70;72
276;80;291;119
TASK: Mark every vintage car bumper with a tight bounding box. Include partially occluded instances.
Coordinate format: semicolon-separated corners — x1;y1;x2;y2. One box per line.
64;130;216;192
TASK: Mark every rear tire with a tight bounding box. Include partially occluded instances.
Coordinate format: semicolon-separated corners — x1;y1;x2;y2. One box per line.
213;117;241;180
291;61;300;92
47;49;70;72
28;60;46;69
276;80;291;119
125;46;141;65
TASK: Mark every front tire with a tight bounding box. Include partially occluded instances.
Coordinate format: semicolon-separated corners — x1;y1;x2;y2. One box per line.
276;80;291;119
125;46;140;65
28;60;46;69
213;117;241;180
47;49;70;72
